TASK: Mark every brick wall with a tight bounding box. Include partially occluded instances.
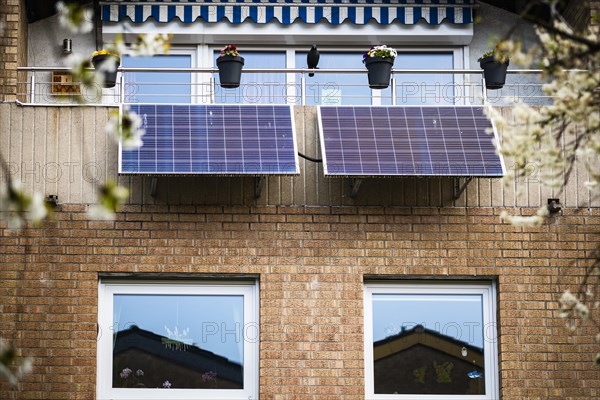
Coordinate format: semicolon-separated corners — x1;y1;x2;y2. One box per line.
0;0;26;102
1;205;599;399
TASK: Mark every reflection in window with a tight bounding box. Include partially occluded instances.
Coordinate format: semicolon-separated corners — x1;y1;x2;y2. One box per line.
98;281;258;400
365;283;498;399
394;53;454;105
295;52;378;105
215;52;286;104
372;294;484;395
123;55;192;103
112;294;244;389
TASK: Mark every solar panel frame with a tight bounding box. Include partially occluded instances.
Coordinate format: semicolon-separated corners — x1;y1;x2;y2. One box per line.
118;104;300;176
317;105;506;178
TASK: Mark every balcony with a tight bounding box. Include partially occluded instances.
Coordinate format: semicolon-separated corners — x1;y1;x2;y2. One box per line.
17;66;550;106
6;66;591;210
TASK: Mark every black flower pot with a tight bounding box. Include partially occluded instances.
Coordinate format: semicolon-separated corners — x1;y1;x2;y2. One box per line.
216;55;245;89
364;57;394;89
91;54;120;88
479;55;509;90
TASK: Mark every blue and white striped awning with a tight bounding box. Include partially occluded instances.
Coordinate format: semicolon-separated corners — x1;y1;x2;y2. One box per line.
101;0;474;25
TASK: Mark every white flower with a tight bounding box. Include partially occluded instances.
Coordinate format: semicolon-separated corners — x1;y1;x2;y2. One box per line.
56;1;93;34
87;180;129;221
574;302;590;319
0;180;48;228
106;107;145;149
163;380;172;388
130;33;172;56
499;207;548;227
559;290;578;306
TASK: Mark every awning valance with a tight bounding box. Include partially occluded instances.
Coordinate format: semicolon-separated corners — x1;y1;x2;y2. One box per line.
101;0;475;26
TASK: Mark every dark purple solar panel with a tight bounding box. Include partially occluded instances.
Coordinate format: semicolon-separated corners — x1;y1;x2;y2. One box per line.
120;104;299;175
318;106;505;177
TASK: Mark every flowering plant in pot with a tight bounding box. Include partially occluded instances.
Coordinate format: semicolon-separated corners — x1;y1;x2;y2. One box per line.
91;49;120;88
216;45;244;89
362;45;397;89
478;44;510;90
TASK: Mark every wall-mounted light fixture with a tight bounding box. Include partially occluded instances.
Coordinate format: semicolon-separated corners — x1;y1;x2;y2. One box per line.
46;195;59;208
63;39;72;55
547;198;561;214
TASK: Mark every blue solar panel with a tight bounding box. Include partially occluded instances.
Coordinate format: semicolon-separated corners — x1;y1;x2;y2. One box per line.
318;106;505;177
119;104;299;175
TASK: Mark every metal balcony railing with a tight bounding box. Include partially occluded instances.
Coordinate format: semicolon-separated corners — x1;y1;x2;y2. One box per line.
16;66;552;106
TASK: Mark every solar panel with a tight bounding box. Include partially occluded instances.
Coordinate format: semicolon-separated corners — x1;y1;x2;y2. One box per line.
318;106;505;177
119;104;299;175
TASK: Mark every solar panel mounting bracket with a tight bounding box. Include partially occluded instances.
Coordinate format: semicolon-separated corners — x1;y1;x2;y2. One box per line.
150;177;158;198
453;177;473;200
349;179;363;198
255;177;265;198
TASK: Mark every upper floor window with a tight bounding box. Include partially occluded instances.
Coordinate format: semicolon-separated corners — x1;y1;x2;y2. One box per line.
394;52;455;105
214;51;286;104
97;280;259;400
123;51;194;103
364;281;498;400
294;51;372;106
210;48;460;106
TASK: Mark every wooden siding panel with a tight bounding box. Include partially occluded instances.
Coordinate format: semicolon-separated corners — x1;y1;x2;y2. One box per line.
1;103;598;209
33;107;48;197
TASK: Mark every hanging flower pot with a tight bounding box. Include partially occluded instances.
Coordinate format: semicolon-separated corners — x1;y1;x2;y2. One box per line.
479;56;509;90
364;57;394;89
216;45;244;89
363;45;397;90
91;50;120;89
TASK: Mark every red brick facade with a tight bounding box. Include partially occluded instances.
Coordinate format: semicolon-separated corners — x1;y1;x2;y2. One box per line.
0;0;27;102
1;205;599;399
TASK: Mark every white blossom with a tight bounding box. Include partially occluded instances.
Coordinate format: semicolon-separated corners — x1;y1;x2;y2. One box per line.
87;181;129;221
130;33;172;56
0;180;48;228
500;207;548;227
56;1;93;34
106;106;145;149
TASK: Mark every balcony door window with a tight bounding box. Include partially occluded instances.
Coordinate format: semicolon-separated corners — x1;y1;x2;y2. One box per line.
123;52;193;103
214;51;286;104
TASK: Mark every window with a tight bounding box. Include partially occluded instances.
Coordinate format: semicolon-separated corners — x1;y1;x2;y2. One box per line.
295;51;373;105
123;51;194;103
394;52;455;105
364;282;498;400
97;280;259;400
209;48;460;106
214;51;286;104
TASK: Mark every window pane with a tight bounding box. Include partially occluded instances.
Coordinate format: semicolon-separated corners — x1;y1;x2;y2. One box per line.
372;293;485;395
123;55;192;103
113;294;244;390
295;52;378;105
395;53;454;105
215;52;286;104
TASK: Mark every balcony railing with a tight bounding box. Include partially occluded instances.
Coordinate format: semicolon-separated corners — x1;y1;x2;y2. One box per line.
16;66;551;106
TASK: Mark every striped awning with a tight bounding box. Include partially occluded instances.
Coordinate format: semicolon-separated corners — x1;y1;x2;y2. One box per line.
101;0;475;25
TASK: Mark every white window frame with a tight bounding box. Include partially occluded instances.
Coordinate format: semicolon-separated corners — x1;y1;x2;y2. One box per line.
122;47;198;104
202;45;463;106
363;281;498;400
390;47;465;106
97;280;259;400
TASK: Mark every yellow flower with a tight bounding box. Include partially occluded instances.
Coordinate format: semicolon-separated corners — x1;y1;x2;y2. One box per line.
91;49;120;60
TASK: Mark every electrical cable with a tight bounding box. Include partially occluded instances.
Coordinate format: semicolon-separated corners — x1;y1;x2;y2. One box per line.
297;151;322;163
